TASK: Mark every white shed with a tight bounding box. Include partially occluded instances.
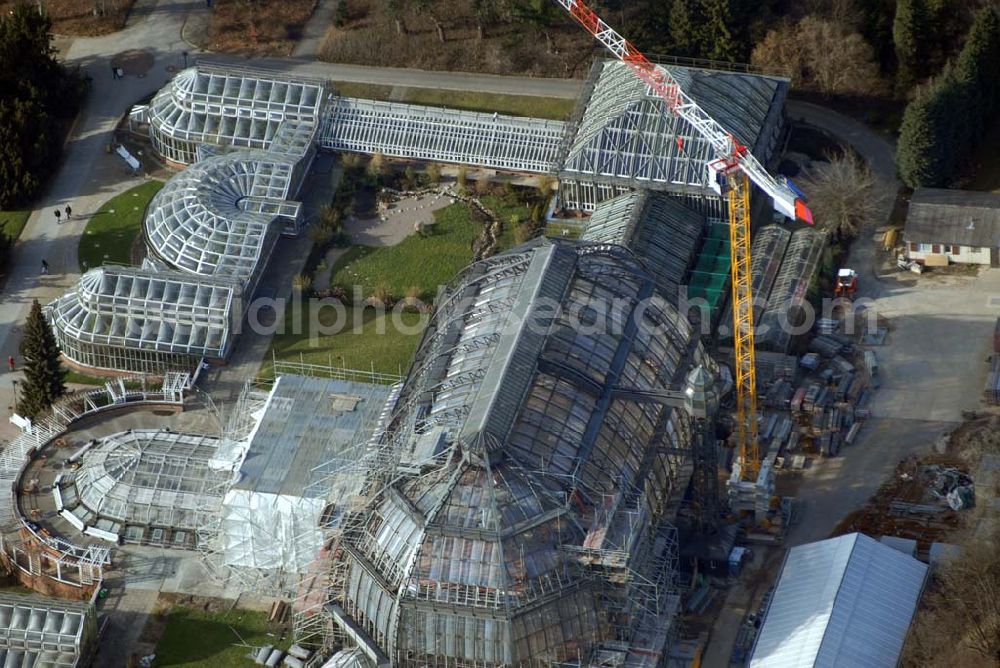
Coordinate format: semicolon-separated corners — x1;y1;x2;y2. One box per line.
749;532;928;667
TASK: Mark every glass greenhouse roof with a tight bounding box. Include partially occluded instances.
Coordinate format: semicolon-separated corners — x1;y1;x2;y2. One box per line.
321;97;565;173
68;429;232;532
148;65;325;150
559;61;788;191
144;150;301;281
47;266;240;358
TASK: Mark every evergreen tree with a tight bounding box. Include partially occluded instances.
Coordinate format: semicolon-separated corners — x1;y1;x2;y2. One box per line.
0;3;83;208
701;0;741;62
954;7;1000;119
893;0;931;88
668;0;703;57
18;300;66;420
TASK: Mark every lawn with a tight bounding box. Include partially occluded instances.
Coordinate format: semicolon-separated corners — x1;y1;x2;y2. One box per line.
330;202;480;301
331;81;576;121
79;181;163;271
330;193;534;302
0;209;30;241
153;606;288;667
264;304;426;379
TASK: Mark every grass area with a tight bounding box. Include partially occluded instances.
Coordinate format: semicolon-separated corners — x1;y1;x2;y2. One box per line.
329;193;533;301
0;209;30;242
331;203;479;300
331;81;395;100
331;81;576;120
63;371;143;389
79;181;163;271
153;606;288;668
264;304;425;379
405;88;575;121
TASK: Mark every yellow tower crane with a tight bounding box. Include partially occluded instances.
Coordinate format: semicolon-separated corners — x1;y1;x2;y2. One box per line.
554;0;814;482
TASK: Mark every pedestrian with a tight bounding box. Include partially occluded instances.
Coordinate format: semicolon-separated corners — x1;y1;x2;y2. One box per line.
111;62;117;79
41;259;49;275
7;356;13;372
54;209;61;222
65;205;72;220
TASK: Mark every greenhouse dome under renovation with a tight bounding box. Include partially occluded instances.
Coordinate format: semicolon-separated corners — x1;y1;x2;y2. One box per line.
292;238;710;667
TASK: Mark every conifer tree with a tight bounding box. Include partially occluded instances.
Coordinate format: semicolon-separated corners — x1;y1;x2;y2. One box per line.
18;299;66;419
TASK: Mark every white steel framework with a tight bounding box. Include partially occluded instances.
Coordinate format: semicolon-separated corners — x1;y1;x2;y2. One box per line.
0;593;98;667
63;429;233;547
144;149;303;289
321;97;565;173
0;378;187;590
148;65;325;164
47;266;241;375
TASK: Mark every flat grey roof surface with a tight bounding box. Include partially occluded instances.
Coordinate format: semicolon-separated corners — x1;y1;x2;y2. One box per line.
235;374;391;497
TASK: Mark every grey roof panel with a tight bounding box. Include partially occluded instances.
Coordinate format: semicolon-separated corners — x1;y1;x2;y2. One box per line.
235;375;392;496
906;187;1000;247
559;61;788;193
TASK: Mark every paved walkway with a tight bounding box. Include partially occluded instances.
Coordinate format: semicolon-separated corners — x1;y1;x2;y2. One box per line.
0;0;198;442
293;0;338;58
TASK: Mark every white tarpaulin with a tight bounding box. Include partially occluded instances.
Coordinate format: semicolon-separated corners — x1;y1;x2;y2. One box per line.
219;489;325;572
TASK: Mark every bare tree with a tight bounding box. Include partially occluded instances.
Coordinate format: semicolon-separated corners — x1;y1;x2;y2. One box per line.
752;17;884;97
799;151;890;241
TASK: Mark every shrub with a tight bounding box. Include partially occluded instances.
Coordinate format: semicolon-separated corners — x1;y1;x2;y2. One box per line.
426;163;441;185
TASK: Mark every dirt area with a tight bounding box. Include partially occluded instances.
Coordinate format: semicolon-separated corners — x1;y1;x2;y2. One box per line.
0;0;135;36
320;0;603;77
204;0;317;56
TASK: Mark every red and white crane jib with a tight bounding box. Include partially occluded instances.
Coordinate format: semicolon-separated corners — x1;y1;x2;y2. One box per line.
553;0;814;224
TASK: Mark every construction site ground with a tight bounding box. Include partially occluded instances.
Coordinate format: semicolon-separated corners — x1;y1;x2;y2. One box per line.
703;236;1000;666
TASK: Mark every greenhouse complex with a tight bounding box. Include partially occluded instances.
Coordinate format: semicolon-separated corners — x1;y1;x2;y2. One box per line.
8;53;851;668
48;59;793;375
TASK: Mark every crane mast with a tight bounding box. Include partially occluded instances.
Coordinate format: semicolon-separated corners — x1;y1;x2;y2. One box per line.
554;0;813;482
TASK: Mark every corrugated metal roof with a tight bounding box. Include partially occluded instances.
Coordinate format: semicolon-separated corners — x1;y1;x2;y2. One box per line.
749;533;927;668
906;188;1000;247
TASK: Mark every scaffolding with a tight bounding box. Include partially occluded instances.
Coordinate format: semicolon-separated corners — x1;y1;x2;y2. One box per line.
295;239;703;666
197;372;399;598
61;429;232;547
320;97;565;174
47;266;242;375
0;377;188;590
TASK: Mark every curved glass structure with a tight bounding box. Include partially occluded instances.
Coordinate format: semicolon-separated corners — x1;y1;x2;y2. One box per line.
148;65;325;164
64;430;232;546
47;266;241;374
333;239;706;666
144;150;302;287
